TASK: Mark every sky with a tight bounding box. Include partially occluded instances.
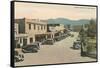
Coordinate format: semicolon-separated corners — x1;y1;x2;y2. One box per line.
15;2;97;20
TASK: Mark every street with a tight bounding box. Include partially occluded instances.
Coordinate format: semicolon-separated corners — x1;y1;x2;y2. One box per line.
15;32;96;66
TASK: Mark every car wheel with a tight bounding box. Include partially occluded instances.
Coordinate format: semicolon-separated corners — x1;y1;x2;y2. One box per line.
33;48;38;52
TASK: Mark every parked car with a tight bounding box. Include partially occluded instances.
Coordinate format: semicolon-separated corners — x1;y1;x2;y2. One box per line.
71;34;74;37
33;42;40;50
22;43;40;53
14;50;24;62
73;41;81;49
76;37;81;41
54;36;62;41
42;39;54;45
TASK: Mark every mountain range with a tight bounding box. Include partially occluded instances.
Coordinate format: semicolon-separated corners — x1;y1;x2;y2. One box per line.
47;18;90;26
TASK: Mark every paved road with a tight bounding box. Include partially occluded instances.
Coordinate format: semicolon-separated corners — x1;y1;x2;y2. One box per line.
15;32;96;66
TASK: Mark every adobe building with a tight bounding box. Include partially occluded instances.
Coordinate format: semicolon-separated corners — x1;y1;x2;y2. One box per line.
15;18;47;47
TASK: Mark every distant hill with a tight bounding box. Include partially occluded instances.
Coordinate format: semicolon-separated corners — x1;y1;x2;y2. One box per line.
47;18;90;26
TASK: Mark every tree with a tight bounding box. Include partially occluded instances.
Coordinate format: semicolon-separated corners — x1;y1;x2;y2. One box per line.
87;19;96;37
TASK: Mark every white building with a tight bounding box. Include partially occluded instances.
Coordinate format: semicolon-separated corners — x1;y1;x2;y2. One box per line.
15;18;47;47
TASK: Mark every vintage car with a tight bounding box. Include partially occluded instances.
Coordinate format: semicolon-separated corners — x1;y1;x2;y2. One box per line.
54;36;62;41
70;34;74;37
14;50;24;62
22;42;40;53
76;37;81;41
42;39;54;45
73;41;81;49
